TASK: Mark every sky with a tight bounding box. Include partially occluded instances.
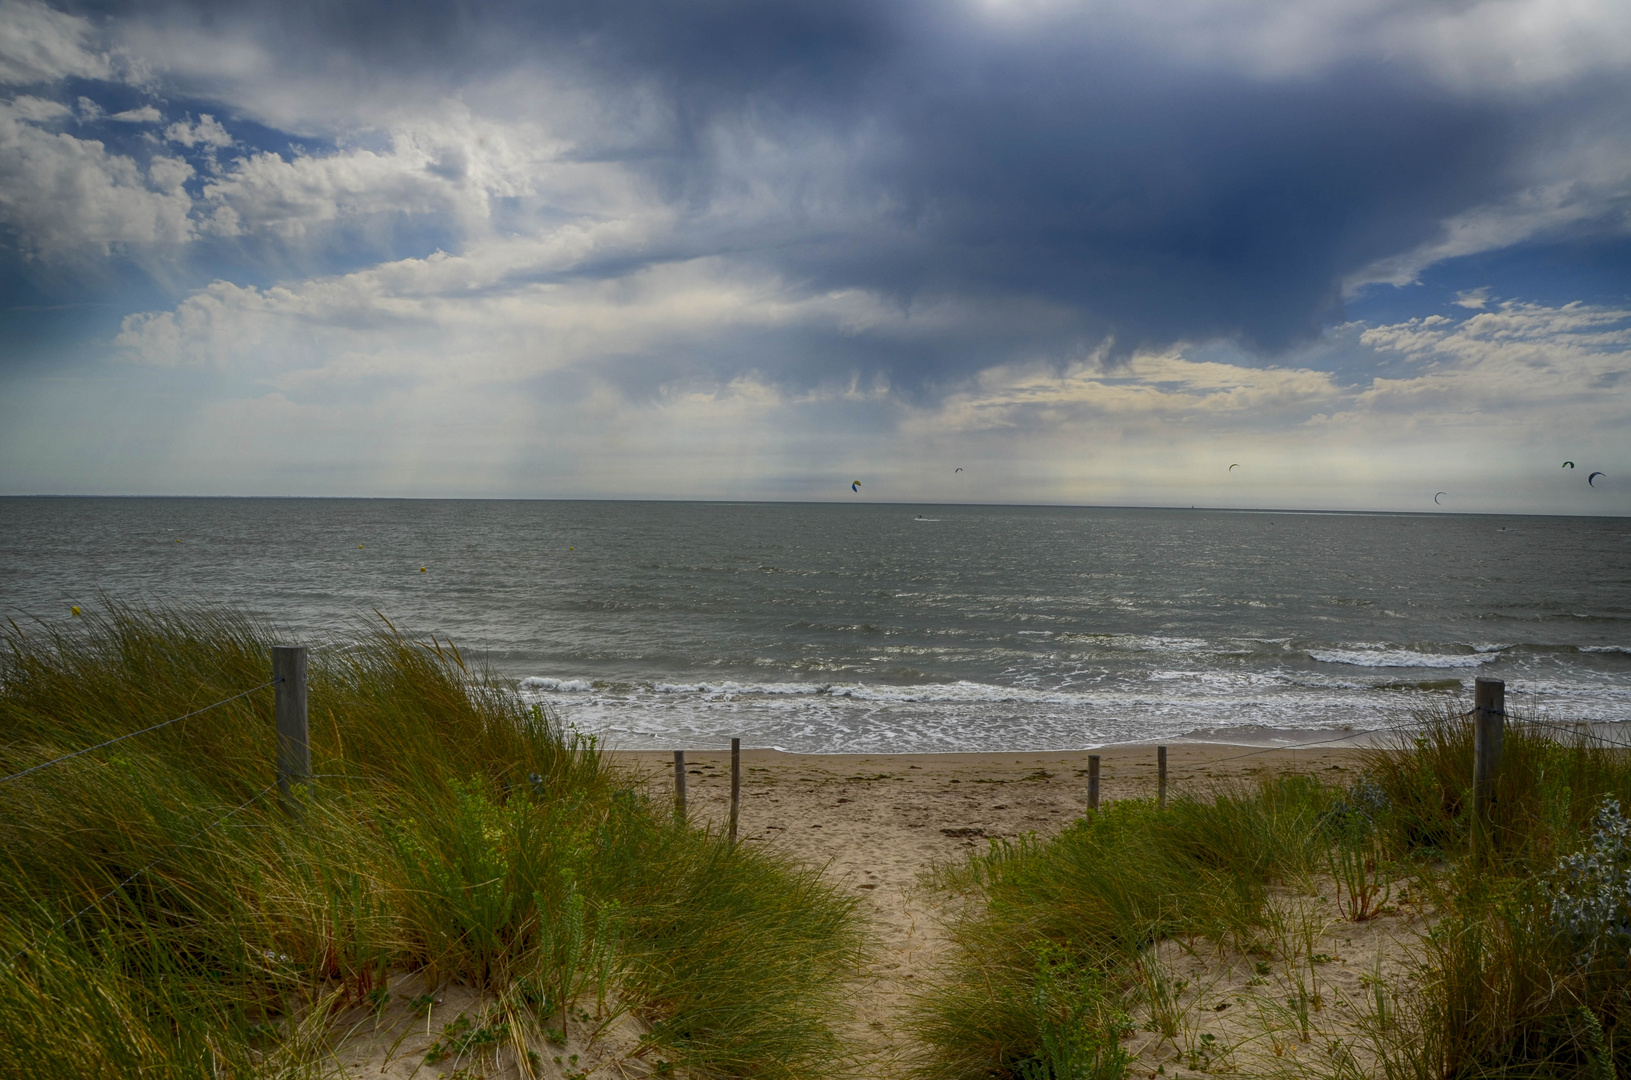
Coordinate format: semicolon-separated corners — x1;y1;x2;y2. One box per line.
0;0;1628;513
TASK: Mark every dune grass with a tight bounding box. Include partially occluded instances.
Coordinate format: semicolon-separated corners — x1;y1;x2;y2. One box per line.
912;775;1334;1080
1360;709;1631;1079
0;603;864;1079
911;705;1631;1080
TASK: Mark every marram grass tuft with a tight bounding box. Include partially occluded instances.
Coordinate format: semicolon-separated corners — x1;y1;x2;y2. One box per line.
0;601;864;1079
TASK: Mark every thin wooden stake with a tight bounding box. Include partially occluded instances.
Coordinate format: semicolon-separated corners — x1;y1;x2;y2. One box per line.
729;738;741;845
1158;745;1167;809
673;750;687;821
272;645;309;815
1473;678;1505;858
1087;754;1101;811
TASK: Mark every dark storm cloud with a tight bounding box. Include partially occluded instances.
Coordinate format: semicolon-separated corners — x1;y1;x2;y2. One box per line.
747;56;1523;359
33;0;1631;377
86;0;893;103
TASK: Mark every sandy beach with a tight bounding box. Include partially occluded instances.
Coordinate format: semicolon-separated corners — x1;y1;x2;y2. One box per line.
616;742;1371;1072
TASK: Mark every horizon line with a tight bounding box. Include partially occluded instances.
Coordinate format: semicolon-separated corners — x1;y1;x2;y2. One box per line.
1;493;1624;521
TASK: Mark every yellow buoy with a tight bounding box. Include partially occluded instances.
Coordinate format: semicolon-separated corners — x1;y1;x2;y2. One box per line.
175;539;181;543
70;606;81;617
420;566;427;572
569;547;574;551
358;544;364;549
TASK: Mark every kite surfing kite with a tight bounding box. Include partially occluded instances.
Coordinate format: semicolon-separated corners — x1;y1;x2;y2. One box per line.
1434;491;1447;505
1228;463;1240;471
955;468;963;473
1589;472;1606;487
1563;461;1575;468
852;480;861;492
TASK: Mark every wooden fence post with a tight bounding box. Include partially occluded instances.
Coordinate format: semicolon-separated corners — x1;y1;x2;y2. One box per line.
729;738;741;845
272;646;309;813
1088;754;1101;811
1473;678;1505;857
673;750;687;821
1158;745;1167;809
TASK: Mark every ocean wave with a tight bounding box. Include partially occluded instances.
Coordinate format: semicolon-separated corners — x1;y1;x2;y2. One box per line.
545;687;1436;754
1583;646;1631;655
532;675;1631;754
1309;647;1495;669
654;681;823;697
1053;633;1214;652
519;677;594;692
647;679;1090;705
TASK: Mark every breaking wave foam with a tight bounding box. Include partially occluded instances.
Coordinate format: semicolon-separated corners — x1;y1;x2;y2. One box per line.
1309;647;1495;669
519;677;593;692
655;679;1091;705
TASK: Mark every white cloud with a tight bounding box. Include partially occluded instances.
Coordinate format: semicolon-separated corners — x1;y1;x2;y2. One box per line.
907;352;1343;439
868;299;1631;506
112;247;1631;439
1;2;1627;506
0;95;194;256
112;239;894;375
1358;299;1631;359
164;113;232;149
5;93;68;122
0;0;112;86
0;87;640;259
1;0;1621;313
178;100;623;244
1029;0;1631;91
1341;301;1631;434
1347;168;1631;292
108;105;161;123
197;143;476;239
94;206;1630;505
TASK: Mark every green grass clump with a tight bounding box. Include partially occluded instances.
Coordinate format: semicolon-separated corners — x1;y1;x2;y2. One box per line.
0;602;863;1079
913;776;1332;1080
1360;704;1631;871
915;705;1631;1080
1361;706;1631;1078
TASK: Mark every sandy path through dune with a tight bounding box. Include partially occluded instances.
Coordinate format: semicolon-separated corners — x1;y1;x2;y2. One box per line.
617;742;1365;1075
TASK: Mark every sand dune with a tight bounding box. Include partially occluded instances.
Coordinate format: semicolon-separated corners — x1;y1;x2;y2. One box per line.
617;743;1370;1073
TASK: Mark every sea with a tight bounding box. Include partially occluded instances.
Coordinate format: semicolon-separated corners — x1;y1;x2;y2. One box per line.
2;498;1629;754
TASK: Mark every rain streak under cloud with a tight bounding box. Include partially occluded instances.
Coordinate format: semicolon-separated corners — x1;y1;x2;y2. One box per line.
0;0;1628;511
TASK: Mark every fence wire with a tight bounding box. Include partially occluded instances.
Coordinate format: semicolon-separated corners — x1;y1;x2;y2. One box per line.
1188;710;1631;772
1135;710;1631;801
0;678;279;788
1515;716;1631;750
1178;722;1408;769
1447;706;1631;750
